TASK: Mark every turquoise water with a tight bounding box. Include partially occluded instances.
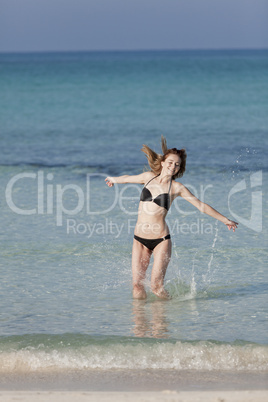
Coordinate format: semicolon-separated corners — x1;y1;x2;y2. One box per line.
0;50;267;372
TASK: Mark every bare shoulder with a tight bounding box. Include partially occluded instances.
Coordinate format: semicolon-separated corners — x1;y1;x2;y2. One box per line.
125;170;154;185
141;170;155;183
171;180;185;196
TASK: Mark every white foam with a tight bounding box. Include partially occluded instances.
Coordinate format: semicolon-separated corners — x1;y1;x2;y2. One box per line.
1;341;267;373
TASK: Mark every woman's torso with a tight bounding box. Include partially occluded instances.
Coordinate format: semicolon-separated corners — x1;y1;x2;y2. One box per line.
134;174;174;239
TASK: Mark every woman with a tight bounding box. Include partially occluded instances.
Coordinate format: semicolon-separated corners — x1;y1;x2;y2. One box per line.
105;136;238;300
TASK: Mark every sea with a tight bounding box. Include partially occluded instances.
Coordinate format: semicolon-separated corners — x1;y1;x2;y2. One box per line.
0;50;267;379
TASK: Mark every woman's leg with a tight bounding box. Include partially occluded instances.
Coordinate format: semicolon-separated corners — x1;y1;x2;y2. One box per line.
151;239;171;299
132;238;152;299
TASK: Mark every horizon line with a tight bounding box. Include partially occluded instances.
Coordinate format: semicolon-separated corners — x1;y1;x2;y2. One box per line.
0;47;267;55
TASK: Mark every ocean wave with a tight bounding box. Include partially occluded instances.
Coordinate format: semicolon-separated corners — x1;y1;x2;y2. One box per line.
0;162;140;176
0;162;114;170
0;334;267;373
1;162;267;179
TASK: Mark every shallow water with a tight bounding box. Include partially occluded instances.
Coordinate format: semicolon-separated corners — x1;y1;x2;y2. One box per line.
0;50;267;373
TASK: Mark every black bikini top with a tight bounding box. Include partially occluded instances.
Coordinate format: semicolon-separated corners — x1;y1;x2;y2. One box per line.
140;174;172;211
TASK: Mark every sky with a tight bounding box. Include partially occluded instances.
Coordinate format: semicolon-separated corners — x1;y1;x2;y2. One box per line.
0;0;267;52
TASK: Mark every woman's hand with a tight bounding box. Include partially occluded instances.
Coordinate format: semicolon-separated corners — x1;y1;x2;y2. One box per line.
105;177;115;187
225;219;239;232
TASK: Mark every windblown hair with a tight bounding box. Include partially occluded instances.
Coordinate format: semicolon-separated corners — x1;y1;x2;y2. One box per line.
141;135;187;179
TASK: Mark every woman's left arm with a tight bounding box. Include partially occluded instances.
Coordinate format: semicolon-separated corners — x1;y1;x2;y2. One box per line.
176;183;238;232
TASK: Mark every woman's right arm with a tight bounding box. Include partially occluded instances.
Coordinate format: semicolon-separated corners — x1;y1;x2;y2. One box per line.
105;172;151;187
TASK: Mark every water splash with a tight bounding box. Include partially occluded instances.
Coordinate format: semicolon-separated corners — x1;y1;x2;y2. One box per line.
229;147;260;180
165;277;194;300
202;221;218;289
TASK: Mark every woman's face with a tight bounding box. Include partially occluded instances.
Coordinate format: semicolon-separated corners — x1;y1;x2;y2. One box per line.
161;153;181;176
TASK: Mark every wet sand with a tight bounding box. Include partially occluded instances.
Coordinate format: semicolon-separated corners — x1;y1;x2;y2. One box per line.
0;369;267;400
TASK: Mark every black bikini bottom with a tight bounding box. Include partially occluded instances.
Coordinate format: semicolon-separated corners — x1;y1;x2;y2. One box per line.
134;234;171;251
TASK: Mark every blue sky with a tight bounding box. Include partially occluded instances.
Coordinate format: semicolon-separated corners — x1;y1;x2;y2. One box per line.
0;0;267;52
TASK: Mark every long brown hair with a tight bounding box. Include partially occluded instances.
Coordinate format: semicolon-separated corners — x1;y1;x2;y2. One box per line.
141;135;187;179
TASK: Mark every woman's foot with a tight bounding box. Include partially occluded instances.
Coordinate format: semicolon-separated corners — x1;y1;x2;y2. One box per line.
133;285;147;299
152;287;170;300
